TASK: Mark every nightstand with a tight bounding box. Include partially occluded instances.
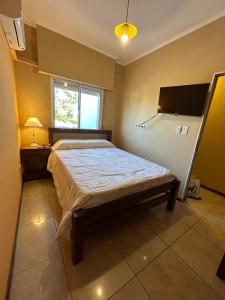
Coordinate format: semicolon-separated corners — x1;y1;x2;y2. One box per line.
20;147;52;181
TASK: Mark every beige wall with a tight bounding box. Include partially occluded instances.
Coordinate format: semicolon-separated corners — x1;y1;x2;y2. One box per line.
15;24;122;145
117;16;225;198
15;61;51;146
193;76;225;194
0;26;22;300
103;64;123;142
37;25;116;90
16;24;38;66
15;60;122;145
0;0;21;18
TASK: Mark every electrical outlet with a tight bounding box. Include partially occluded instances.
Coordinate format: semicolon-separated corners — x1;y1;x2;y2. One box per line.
176;125;182;134
136;124;145;128
181;125;189;135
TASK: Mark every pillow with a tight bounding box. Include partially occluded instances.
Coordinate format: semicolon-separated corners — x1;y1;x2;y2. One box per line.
51;139;115;152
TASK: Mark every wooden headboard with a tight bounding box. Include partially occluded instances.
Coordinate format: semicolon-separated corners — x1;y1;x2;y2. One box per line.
48;128;112;145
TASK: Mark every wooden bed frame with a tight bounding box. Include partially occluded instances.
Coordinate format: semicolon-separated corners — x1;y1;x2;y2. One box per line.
49;128;180;265
217;253;225;280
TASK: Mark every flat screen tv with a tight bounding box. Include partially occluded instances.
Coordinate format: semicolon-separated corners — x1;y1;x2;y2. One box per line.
158;83;209;116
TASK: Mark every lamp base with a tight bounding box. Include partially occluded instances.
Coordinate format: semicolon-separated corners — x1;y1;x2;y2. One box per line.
29;142;41;148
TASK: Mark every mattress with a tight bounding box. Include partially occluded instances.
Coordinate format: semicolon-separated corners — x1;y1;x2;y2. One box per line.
48;146;175;237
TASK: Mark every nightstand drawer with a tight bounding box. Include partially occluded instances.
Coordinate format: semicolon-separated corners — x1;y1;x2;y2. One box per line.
20;148;52;181
25;152;49;171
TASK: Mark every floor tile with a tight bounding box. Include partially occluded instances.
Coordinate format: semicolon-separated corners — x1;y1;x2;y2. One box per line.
14;218;60;274
21;188;51;213
186;188;223;218
10;254;72;300
138;248;222;300
157;220;189;245
200;188;224;203
173;200;200;227
63;232;134;300
59;236;71;252
110;278;150;300
11;180;225;300
19;201;52;228
172;229;225;299
193;202;225;250
22;181;43;202
20;179;60;228
108;216;167;273
39;179;57;197
143;204;189;245
38;179;60;211
39;180;62;225
51;198;63;229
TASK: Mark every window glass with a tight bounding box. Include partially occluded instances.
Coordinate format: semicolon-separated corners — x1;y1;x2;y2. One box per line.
80;87;101;129
53;80;102;129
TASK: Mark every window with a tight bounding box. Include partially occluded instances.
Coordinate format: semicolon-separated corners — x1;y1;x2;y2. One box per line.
53;79;102;129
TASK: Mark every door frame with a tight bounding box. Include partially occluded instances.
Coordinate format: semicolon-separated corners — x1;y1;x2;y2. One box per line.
183;71;225;200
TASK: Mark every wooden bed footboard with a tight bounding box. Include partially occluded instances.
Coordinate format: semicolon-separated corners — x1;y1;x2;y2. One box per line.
71;179;180;265
217;253;225;280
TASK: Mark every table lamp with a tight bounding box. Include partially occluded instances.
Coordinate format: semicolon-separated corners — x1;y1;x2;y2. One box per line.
24;117;43;147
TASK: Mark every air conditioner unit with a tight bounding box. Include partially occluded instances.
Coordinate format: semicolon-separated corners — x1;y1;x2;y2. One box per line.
0;13;25;51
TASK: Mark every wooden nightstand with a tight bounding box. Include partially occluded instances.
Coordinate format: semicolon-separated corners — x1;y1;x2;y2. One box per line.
20;147;52;181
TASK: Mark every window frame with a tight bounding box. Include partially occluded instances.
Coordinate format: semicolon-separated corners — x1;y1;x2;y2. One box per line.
51;77;104;129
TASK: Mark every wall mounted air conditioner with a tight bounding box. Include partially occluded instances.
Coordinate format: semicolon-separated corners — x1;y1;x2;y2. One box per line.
0;13;25;51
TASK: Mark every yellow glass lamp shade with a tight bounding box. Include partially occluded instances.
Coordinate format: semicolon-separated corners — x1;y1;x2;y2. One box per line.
114;23;137;42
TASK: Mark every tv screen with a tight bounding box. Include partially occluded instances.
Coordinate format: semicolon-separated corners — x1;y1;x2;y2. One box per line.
158;83;209;116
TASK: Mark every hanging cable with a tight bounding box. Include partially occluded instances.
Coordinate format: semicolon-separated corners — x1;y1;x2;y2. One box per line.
125;0;130;23
136;113;160;128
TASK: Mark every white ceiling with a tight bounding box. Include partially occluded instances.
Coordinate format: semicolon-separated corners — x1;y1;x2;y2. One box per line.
22;0;225;65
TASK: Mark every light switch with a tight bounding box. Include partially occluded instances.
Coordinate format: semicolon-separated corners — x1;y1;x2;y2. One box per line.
176;125;182;134
181;125;189;135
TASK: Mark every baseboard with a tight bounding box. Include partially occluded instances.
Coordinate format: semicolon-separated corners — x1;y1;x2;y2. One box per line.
201;184;225;198
5;182;23;300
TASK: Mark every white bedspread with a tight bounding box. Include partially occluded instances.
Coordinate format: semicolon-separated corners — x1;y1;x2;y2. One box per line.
47;147;175;237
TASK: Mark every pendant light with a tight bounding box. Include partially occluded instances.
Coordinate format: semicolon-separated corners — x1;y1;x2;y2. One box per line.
114;0;138;42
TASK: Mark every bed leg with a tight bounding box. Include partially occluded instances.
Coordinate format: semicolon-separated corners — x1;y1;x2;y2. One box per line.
217;253;225;280
71;209;85;265
167;180;180;211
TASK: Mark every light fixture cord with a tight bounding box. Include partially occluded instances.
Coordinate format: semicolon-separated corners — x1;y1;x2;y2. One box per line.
125;0;130;23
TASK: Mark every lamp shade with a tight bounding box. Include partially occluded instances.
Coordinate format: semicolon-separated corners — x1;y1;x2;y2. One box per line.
114;23;137;41
24;117;43;128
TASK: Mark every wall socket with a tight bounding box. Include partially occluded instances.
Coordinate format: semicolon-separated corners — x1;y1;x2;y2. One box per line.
181;125;189;135
176;125;182;134
176;125;189;135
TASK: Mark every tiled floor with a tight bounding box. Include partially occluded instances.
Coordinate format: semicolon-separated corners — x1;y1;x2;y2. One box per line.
10;179;225;300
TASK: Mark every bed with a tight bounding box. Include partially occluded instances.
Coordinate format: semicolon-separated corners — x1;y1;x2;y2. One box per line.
48;128;180;264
